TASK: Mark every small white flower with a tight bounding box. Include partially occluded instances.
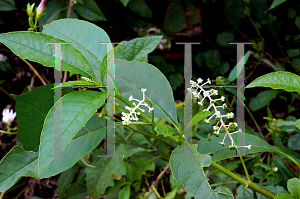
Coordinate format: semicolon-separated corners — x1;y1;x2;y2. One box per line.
221;96;225;101
207;78;211;84
187;88;192;92
141;88;147;92
197;78;203;83
198;101;203;106
272;167;278;172
226;112;234;119
2;109;16;125
213;125;219;131
129;95;133;101
247;145;251;149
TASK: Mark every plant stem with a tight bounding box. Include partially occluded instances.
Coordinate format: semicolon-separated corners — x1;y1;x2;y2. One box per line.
210;181;238;187
245;105;264;139
19;57;47;85
210;161;275;199
67;0;73;18
0;86;15;101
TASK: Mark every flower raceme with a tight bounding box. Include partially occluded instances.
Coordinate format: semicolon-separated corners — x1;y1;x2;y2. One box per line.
188;78;251;150
2;109;16;126
121;88;154;125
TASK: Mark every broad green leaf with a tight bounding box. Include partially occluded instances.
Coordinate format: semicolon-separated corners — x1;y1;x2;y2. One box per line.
38;91;106;176
53;80;98;89
197;133;300;165
0;31;96;80
86;144;144;198
296;119;300;130
249;90;279;112
73;0;106;21
287;49;300;57
228;51;251;82
43;19;112;83
235;184;254;199
120;0;130;6
154;124;177;137
57;164;79;198
0;116;107;192
246;71;300;94
128;0;152;18
64;183;89;199
115;36;162;62
0;0;16;11
170;143;233;198
106;180;130;195
183;111;212;132
268;0;287;10
275;193;293;199
216;32;234;47
287;178;300;198
163;0;185;34
101;43;121;83
119;184;130;199
0;146;39;192
115;58;178;125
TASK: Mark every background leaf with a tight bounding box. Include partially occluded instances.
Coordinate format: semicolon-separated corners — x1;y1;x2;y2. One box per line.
0;0;16;11
295;119;300;130
73;0;106;21
115;36;162;62
246;71;300;94
269;0;287;10
56;164;79;199
15;84;73;152
154;124;177;137
128;0;152;18
249;90;280;112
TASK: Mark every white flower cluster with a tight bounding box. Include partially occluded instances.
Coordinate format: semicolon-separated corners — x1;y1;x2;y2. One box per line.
121;88;154;125
188;78;251;150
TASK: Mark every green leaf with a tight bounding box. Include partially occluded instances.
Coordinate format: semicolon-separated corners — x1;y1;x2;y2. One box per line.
0;0;16;11
296;119;300;130
163;0;185;34
287;178;300;198
0;146;39;192
268;0;287;10
120;0;130;6
170;143;233;198
119;185;131;199
224;0;244;28
0;116;107;192
101;44;121;83
154;124;177;137
183;111;212;132
205;49;221;70
115;58;178;125
246;71;300;94
15;84;64;152
38;91;106;176
42;19;112;83
275;193;294;199
115;36;162;62
85;144;144;198
38;1;78;32
106;180;130;195
257;185;288;199
56;164;79;198
0;31;96;80
235;184;254;199
288;133;300;150
296;16;300;30
73;0;106;21
64;183;89;199
197;133;300;164
53;80;98;89
287;49;300;57
128;0;152;18
249;90;279;112
228;51;251;82
216;32;234;47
